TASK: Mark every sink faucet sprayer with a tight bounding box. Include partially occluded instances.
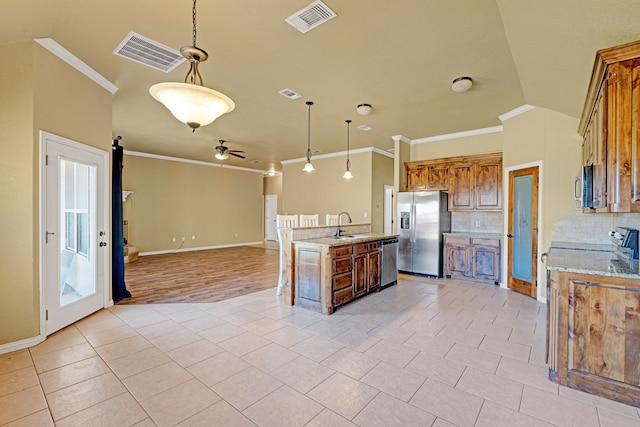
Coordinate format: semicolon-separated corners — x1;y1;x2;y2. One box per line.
335;212;352;237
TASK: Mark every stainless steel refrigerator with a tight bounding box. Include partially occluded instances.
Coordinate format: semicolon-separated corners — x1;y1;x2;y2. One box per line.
397;191;451;276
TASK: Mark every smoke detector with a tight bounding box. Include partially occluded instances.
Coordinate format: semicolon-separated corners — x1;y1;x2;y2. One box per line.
279;88;302;99
285;1;337;33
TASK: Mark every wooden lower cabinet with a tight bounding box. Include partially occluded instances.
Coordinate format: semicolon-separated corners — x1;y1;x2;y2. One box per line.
295;240;382;314
547;270;640;407
444;235;500;284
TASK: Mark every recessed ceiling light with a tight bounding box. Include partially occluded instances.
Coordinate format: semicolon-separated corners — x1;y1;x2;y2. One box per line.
358;125;373;131
250;159;261;164
312;149;321;154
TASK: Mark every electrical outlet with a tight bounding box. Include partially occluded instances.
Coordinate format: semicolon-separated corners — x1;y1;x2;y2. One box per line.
172;237;176;242
192;235;196;240
235;233;238;238
475;220;481;227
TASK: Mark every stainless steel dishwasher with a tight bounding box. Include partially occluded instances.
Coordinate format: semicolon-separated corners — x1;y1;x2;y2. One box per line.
381;237;398;288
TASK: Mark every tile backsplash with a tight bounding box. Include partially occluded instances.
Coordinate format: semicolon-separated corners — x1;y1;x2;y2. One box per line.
451;211;503;233
551;211;640;244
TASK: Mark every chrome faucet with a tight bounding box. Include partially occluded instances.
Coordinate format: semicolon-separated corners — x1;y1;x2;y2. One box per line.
334;211;352;237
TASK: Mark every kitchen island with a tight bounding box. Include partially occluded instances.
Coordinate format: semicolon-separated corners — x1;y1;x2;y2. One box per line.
292;232;396;314
546;242;640;407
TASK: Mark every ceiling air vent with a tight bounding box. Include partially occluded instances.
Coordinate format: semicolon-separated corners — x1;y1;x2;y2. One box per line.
358;125;373;131
285;1;337;33
279;88;302;99
113;31;185;73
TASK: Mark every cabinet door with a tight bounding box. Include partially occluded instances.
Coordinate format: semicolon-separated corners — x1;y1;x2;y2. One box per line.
367;250;381;292
583;90;607;210
406;164;426;190
475;158;502;210
473;245;500;281
630;60;640;211
445;243;471;277
606;62;632;212
353;254;367;297
425;164;449;190
449;163;474;211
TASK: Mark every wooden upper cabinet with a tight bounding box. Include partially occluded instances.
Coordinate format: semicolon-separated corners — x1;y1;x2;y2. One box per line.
449;163;474;211
405;153;503;211
475;157;502;210
425;164;449;190
406;164;426;190
578;40;640;213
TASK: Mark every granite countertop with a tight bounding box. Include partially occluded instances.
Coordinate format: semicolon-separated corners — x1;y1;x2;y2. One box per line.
293;233;397;247
546;241;640;278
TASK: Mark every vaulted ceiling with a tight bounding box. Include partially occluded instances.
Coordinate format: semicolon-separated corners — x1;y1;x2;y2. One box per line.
3;1;640;172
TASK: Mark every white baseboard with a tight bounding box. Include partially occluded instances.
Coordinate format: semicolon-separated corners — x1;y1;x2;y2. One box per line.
0;335;45;355
139;241;264;257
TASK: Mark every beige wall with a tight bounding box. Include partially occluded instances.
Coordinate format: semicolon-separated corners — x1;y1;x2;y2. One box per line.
0;41;112;345
282;151;373;225
123;155;264;252
264;174;282;213
411;131;503;161
371;152;394;232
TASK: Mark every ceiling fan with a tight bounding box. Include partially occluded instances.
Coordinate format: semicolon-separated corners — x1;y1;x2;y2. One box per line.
214;140;245;160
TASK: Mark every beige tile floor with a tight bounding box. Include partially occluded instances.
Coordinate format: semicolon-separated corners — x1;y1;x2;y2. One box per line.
2;275;640;426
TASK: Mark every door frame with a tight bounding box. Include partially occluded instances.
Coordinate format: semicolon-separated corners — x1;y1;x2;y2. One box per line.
39;131;111;338
383;185;394;234
502;161;544;302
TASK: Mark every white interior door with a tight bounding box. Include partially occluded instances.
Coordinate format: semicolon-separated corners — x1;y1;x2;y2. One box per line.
42;132;108;335
265;195;278;241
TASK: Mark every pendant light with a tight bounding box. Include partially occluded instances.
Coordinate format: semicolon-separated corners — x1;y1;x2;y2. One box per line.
302;101;315;172
149;0;235;132
343;119;353;179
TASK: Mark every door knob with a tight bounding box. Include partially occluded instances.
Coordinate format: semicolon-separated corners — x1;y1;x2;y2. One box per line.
507;234;513;238
99;242;107;247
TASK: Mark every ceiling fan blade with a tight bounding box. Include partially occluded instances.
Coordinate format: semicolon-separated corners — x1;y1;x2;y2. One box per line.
230;152;246;159
229;150;244;153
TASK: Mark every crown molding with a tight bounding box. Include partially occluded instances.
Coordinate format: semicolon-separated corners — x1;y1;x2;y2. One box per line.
498;104;536;122
35;38;118;94
124;150;266;174
280;146;393;165
412;125;503;145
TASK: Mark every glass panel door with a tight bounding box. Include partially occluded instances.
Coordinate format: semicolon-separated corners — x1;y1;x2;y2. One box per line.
512;175;533;282
43;132;107;335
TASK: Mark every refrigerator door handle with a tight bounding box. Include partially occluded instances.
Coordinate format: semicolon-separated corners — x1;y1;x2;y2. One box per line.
411;203;416;243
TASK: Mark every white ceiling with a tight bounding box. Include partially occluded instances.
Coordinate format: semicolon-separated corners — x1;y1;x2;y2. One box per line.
3;0;640;172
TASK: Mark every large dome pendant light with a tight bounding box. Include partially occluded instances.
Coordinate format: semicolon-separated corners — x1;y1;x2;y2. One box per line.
149;0;235;132
343;119;353;179
302;101;315;172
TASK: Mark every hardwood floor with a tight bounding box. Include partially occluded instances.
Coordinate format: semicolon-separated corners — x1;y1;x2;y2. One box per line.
118;245;280;304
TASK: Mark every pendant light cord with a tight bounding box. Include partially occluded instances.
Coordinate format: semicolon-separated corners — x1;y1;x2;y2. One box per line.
346;119;351;170
306;101;314;161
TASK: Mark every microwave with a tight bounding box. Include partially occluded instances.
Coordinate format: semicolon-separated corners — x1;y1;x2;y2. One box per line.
574;165;594;208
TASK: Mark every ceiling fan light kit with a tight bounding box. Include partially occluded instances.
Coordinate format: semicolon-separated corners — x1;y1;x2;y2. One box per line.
149;0;235;132
215;139;245;161
451;76;473;93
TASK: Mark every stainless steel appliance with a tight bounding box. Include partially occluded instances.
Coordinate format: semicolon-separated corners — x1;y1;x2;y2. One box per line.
397;191;451;276
381;237;398;288
609;226;639;259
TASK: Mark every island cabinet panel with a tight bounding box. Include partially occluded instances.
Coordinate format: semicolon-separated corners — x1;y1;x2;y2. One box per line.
548;270;640;407
294;238;384;314
295;248;323;310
